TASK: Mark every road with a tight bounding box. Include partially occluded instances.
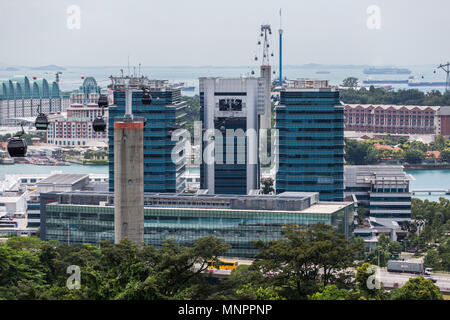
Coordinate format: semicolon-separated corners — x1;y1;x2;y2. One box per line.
378;270;450;292
200;260;450;292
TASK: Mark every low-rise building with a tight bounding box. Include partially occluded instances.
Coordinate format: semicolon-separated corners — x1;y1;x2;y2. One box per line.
0;172;108;234
0;191;29;236
344;165;414;220
46;102;108;148
46;77;109;148
354;217;408;252
36;173;90;194
344;104;450;138
40;191;354;258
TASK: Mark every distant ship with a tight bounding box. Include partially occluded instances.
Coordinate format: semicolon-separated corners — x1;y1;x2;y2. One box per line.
408;80;447;87
363;79;408;85
363;67;412;75
316;71;330;74
181;86;196;91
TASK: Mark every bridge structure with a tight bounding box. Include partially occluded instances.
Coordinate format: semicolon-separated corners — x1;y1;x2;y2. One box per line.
411;189;450;195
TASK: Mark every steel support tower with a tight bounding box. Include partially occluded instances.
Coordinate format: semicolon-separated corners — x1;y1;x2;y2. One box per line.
436;62;450;93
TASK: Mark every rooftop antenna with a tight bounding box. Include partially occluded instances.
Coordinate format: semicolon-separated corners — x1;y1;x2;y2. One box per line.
139;63;141;77
434;62;450;93
127;55;130;76
279;8;284;86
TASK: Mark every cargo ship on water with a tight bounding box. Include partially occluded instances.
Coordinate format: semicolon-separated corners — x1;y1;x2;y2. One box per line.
363;67;412;75
407;77;447;87
363;79;408;85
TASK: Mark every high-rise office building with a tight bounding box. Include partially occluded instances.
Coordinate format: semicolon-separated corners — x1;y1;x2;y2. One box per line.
108;76;187;193
275;79;344;201
199;77;268;194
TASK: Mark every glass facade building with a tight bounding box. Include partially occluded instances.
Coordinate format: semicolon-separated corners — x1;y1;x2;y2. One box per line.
275;87;344;202
108;88;187;193
41;191;354;258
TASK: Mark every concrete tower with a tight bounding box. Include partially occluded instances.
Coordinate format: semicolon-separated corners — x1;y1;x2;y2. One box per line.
258;24;273;130
260;65;272;130
110;80;145;245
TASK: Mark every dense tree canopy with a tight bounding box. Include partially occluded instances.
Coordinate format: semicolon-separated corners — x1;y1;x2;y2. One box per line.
252;223;363;299
0;221;445;300
389;277;443;300
340;87;450;106
344;138;381;165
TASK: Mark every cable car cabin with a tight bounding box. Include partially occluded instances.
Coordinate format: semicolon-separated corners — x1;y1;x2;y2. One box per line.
35;114;49;130
207;260;238;270
92;117;106;132
98;95;109;108
142;92;152;105
7;138;27;158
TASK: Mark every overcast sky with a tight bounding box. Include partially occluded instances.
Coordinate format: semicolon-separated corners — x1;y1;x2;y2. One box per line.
0;0;448;67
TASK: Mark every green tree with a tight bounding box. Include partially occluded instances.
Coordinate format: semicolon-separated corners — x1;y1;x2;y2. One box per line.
365;245;391;267
309;284;348;300
339;87;450;106
235;284;283;300
355;263;385;299
261;178;274;194
0;236;231;300
342;77;359;88
389;277;443;300
356;205;366;226
181;95;200;135
441;148;450;163
430;135;447;151
424;249;441;270
345;138;380;165
253;223;362;299
404;149;426;164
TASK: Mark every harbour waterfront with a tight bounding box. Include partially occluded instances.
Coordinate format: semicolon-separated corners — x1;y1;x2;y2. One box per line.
407;169;450;201
0;64;446;94
0;164;448;202
0;163;108;180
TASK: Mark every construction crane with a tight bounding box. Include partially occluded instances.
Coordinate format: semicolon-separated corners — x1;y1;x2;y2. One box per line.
434;62;450;93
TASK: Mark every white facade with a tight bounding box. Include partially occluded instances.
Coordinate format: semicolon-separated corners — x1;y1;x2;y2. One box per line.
345;165;414;220
0;193;27;218
0;98;69;125
199;77;269;194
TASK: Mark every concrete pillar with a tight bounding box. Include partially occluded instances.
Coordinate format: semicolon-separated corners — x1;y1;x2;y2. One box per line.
114;119;144;245
260;65;272;131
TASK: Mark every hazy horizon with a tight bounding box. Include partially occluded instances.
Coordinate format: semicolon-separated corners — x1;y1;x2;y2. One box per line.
0;63;441;69
1;0;449;67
